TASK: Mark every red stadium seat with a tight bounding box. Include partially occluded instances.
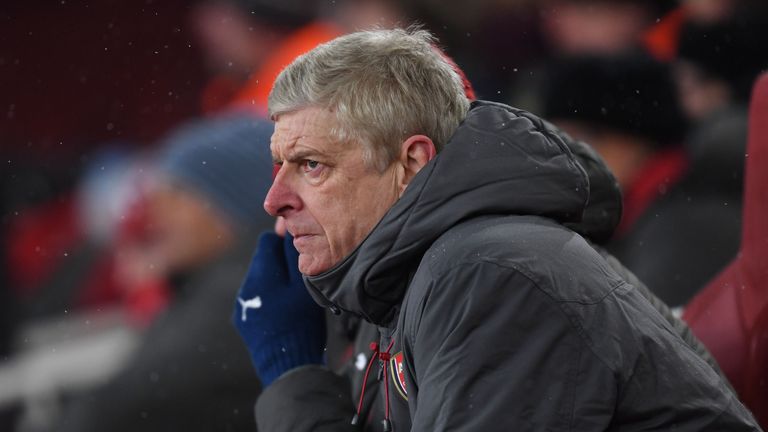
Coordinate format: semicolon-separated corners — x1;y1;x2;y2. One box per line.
684;73;768;427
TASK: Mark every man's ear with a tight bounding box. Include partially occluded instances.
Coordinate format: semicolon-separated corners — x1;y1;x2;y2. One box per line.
398;135;436;195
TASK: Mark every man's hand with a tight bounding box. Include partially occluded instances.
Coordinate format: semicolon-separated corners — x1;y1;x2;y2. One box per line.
232;232;326;386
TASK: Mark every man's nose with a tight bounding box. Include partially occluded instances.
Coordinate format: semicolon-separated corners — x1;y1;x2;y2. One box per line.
263;166;301;217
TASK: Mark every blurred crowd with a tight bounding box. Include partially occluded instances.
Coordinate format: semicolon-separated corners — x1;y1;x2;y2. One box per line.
1;0;766;430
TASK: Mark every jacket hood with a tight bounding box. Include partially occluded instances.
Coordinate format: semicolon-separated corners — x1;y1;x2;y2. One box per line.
304;101;620;325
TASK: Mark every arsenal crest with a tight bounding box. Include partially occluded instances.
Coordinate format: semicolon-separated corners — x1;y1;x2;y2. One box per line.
390;351;408;400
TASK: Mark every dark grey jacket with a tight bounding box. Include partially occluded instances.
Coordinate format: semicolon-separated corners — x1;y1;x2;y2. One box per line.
257;101;759;431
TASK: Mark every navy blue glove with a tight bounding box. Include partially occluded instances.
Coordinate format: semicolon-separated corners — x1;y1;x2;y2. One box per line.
232;232;326;386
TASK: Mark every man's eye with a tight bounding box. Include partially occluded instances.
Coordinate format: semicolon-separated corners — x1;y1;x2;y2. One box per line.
302;160;321;172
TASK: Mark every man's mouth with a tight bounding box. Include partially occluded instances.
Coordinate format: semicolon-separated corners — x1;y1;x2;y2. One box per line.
291;233;316;249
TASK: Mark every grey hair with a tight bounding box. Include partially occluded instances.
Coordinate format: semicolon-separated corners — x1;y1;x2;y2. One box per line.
268;27;471;172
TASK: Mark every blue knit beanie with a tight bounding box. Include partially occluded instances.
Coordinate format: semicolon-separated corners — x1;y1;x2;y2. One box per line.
157;112;274;229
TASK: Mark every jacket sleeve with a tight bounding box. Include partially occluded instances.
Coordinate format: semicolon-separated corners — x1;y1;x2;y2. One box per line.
404;261;617;431
255;365;360;432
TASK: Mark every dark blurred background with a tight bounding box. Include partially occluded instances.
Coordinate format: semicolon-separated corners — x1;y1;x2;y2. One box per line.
1;0;206;230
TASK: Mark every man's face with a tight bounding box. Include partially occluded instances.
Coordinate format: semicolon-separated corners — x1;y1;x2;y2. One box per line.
264;107;401;275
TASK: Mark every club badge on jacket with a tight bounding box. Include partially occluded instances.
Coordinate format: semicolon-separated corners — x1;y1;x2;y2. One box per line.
390;351;407;400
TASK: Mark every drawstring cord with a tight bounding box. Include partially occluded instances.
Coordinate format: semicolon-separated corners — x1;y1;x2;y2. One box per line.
351;339;396;431
351;342;380;426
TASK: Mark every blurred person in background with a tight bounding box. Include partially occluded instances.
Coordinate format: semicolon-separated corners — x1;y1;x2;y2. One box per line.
189;0;332;113
54;112;274;432
543;44;761;306
541;53;687;229
510;0;675;111
674;2;768;122
539;0;674;56
190;0;405;114
671;4;768;205
540;52;737;307
642;0;768;205
621;0;768;306
397;0;673;102
5;146;155;325
1;146;159;432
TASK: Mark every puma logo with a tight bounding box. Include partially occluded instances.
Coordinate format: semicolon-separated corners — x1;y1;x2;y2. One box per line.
238;296;262;322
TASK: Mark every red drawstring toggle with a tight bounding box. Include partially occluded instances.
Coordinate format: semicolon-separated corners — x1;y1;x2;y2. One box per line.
380;339;395;432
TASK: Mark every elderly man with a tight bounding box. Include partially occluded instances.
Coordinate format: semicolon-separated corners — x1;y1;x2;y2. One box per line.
235;28;760;431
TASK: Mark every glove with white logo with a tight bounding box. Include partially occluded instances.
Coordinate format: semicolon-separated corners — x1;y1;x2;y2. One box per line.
232;232;326;386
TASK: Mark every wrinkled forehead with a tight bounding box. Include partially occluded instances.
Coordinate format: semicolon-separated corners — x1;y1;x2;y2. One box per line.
270;107;336;149
270;107;350;161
